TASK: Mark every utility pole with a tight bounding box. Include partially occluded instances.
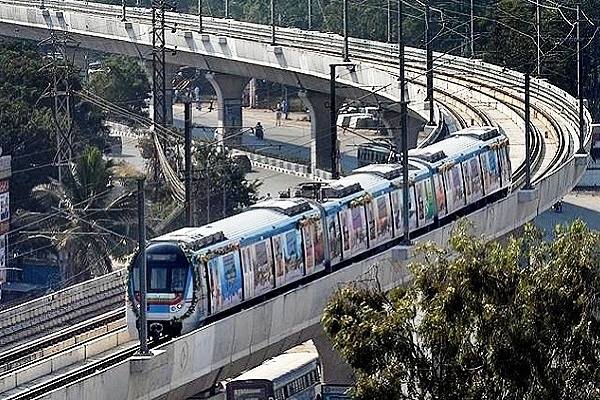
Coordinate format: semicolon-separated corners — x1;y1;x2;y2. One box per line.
470;0;474;57
38;33;79;184
151;0;176;188
399;0;410;246
151;0;169;128
271;0;276;45
343;0;349;61
425;4;434;125
329;63;354;179
524;71;532;190
184;101;193;226
576;3;586;154
387;0;391;43
198;0;202;32
536;0;541;76
135;176;151;357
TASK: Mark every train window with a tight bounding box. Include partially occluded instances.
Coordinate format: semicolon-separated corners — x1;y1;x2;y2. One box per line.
149;268;167;291
171;268;187;292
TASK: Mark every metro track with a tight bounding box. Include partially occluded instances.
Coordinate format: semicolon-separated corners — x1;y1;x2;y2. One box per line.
0;1;582;397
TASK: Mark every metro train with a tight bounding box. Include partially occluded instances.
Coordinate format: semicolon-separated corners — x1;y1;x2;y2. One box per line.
126;126;511;339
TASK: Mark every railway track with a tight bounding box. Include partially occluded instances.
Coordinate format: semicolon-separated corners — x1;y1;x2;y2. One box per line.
0;1;584;398
0;270;126;352
0;309;124;375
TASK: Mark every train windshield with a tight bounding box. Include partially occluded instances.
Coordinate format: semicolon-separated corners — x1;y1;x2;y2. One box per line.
131;244;189;293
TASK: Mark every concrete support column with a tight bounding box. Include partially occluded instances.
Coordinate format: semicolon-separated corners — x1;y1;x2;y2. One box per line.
205;72;250;147
299;90;335;174
312;328;356;395
380;109;422;150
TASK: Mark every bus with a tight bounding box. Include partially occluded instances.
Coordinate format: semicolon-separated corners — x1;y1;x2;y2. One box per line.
356;139;399;167
225;342;321;400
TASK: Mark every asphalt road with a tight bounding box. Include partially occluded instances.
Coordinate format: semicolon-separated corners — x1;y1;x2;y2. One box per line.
533;190;600;235
111;127;308;199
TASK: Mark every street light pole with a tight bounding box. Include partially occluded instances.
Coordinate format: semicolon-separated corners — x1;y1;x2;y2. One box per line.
135;176;151;356
184;101;193;226
271;0;276;45
330;64;339;179
425;4;434;125
576;3;586;154
399;0;410;246
329;63;354;179
197;0;202;33
524;71;532;190
343;0;349;61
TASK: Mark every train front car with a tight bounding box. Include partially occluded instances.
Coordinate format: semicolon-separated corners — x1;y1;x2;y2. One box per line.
126;228;224;340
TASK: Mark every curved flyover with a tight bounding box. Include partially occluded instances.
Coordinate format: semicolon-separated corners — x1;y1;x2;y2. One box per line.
0;2;594;400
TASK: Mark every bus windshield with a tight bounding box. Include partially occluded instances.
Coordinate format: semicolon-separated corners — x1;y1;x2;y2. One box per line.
227;381;271;400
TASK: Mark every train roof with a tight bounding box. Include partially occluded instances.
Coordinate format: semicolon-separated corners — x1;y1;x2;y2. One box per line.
150;227;226;250
416;130;501;161
249;197;313;216
452;126;502;140
151;199;318;251
334;172;390;198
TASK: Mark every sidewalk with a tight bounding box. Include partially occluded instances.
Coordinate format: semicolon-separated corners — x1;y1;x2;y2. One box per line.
172;103;374;174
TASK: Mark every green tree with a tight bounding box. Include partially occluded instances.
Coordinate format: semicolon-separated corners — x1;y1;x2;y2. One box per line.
192;144;259;226
146;141;260;234
85;54;151;119
13;147;140;283
0;39;109;212
322;221;600;399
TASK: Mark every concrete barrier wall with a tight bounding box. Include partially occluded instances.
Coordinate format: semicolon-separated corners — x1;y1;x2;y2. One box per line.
35;152;588;400
0;3;593;399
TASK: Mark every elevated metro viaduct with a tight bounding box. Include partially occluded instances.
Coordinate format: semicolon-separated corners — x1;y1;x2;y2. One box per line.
0;1;593;399
0;0;438;179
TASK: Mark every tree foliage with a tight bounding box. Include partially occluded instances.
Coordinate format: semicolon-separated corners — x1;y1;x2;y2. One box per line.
0;39;108;212
322;220;600;399
153;142;260;233
13;147;139;283
191;144;260;226
85;54;151;119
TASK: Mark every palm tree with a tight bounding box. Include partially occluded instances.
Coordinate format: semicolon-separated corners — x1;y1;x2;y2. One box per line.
14;147;140;283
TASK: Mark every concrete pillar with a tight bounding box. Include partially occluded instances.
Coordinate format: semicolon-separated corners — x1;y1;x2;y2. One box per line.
312;328;356;396
248;77;257;109
380;109;423;150
205;72;250;148
298;90;335;174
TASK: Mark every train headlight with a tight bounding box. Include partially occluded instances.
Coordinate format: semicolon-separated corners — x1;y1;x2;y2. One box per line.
169;302;184;313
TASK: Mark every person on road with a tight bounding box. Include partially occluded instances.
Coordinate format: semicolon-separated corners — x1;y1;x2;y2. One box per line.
275;103;282;126
254;121;264;140
281;99;289;120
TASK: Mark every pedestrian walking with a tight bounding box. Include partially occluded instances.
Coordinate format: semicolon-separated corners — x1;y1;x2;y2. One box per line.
254;121;264;140
281;99;289;120
275;108;282;126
